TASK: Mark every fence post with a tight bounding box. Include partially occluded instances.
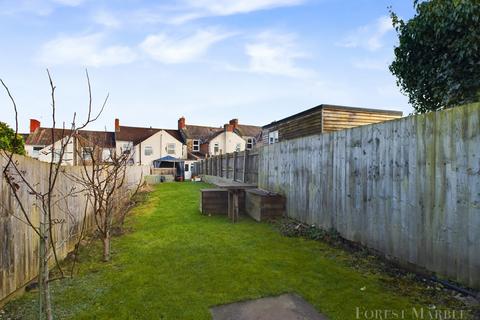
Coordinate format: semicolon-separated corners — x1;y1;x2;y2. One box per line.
219;154;222;177
233;152;237;181
243;149;248;182
228;154;233;179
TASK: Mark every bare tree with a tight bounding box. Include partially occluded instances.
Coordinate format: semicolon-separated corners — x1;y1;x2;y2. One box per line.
0;70;106;320
69;140;130;262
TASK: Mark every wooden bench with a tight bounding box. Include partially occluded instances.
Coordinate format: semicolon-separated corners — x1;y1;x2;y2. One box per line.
245;189;286;222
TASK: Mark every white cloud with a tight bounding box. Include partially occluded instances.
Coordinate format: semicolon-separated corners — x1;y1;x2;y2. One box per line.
93;10;121;28
0;0;85;16
184;0;304;16
242;32;315;78
337;16;393;51
39;33;136;67
132;0;305;25
140;29;232;64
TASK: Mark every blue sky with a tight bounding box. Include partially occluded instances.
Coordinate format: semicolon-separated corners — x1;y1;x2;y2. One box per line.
0;0;416;133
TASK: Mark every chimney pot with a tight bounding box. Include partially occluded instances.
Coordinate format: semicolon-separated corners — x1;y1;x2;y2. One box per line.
229;118;239;130
178;116;186;130
115;118;120;132
29;119;40;133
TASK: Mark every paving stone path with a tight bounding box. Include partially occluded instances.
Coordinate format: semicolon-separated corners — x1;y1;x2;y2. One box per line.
210;293;329;320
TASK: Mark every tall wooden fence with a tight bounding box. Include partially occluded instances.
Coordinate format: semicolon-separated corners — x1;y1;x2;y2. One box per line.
194;150;259;184
197;103;480;289
259;103;480;289
0;155;149;302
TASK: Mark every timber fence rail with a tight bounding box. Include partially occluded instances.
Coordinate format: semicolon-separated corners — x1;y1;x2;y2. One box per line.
0;155;149;302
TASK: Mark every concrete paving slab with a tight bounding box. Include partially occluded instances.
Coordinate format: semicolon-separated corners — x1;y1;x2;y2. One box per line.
210;293;328;320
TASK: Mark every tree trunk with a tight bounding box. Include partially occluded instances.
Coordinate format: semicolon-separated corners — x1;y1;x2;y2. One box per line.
102;232;110;262
39;221;53;320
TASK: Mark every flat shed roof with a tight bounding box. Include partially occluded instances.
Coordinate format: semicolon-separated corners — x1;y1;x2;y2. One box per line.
263;104;403;129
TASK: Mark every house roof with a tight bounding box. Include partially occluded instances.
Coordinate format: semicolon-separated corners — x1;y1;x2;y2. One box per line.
182;123;262;143
116;126;183;145
26;128;71;146
25;127;115;148
263;104;403;129
181;125;223;143
234;124;262;140
77;131;116;148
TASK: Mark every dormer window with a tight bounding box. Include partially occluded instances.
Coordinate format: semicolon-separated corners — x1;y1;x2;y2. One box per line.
192;140;200;152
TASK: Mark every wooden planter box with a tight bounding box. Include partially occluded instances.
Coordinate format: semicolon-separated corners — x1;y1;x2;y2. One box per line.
245;189;285;222
199;189;246;216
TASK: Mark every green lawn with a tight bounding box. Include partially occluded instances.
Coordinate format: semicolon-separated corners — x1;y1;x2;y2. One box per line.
2;182;463;319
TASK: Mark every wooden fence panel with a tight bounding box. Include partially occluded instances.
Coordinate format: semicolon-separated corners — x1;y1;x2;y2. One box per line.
192;103;480;288
0;156;148;301
198;149;260;184
258;103;480;289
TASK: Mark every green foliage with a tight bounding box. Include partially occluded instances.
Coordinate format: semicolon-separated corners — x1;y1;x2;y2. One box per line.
0;121;25;155
390;0;480;113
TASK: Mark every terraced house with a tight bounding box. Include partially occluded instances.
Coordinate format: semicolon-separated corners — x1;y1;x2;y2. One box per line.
178;117;262;160
25;119;116;165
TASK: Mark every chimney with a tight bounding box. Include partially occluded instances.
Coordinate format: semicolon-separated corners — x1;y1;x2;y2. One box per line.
229;118;238;129
30;119;40;133
115;118;120;132
178;116;186;130
224;124;234;132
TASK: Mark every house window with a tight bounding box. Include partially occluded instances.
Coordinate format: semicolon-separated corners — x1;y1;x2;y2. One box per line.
192;140;200;152
213;143;219;155
102;149;112;161
144;146;153;156
268;131;279;144
82;148;93;161
122;143;131;155
235;143;241;152
52;150;62;163
32;146;44;157
246;138;255;150
185;163;189;172
167;143;175;154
